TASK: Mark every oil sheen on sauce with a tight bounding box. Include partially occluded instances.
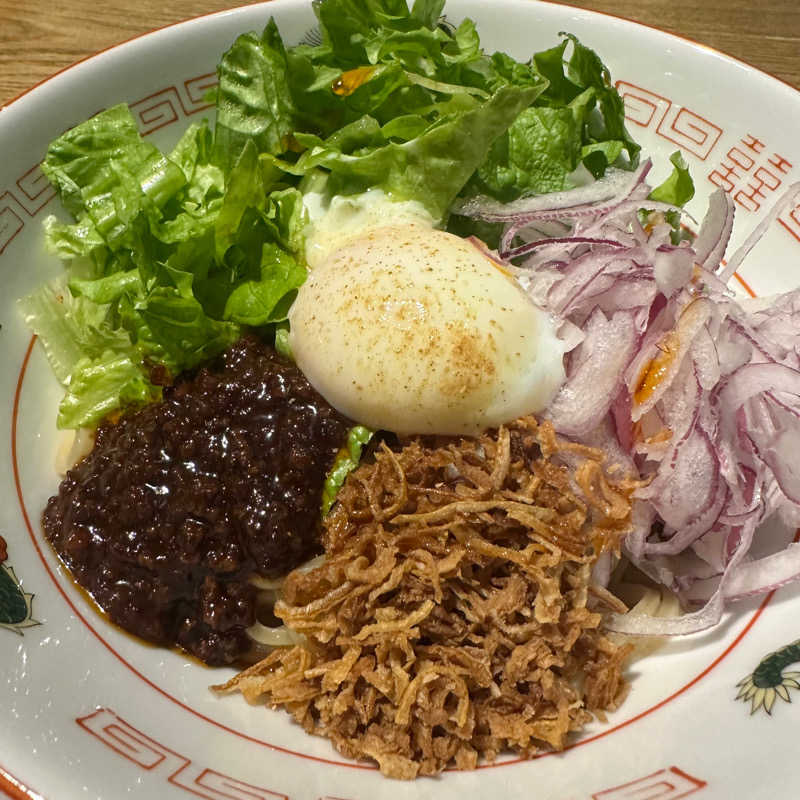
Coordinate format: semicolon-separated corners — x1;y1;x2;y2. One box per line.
42;336;351;666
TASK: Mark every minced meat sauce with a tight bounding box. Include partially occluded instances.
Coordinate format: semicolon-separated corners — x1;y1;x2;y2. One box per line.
42;336;351;666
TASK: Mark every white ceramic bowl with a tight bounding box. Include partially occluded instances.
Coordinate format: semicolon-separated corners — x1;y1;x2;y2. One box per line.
3;2;800;798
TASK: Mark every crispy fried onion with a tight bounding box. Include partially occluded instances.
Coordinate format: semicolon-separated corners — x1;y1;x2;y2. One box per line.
214;417;635;779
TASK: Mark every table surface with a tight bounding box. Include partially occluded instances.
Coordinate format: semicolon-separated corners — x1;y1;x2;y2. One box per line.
1;0;799;107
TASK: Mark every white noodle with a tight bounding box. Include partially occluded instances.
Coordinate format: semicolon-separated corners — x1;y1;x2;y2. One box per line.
55;427;96;475
246;621;305;646
246;554;328;646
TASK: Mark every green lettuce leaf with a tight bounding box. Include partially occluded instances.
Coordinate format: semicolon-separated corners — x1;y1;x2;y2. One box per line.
411;0;445;29
213;18;296;173
561;33;640;176
464;35;639;204
283;0;530;139
274;321;292;359
215;140;265;261
169;121;225;206
31;100;313;428
321;426;375;516
58;352;159;430
470;105;582;202
224;244;307;326
644;151;695;244
314;0;415;66
42;104;187;250
648;150;695;206
272;84;541;220
18;278;132;386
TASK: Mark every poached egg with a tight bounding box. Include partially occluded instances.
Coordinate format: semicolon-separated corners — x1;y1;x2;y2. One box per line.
289;194;566;436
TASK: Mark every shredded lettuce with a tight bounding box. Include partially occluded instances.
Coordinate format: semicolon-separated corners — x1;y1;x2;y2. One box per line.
213;19;296;174
242;0;552;219
23;105;306;428
59;352;158;429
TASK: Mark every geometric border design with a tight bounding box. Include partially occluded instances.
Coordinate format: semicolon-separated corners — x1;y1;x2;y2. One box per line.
130;73;216;136
592;766;707;799
0;195;25;255
15;164;56;214
76;707;710;800
78;708;288;800
615;80;723;161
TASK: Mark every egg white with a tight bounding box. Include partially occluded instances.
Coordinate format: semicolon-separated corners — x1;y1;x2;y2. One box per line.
289;201;566;436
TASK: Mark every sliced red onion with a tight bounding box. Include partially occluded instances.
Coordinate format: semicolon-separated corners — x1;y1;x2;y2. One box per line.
612;389;634;452
716;362;800;423
608;516;758;635
581;414;638;475
719;182;800;282
693;188;735;270
543;250;633;317
546;309;638;437
590;274;658;317
590;197;697;225
723;542;800;600
691;527;733;575
745;289;800;361
464;163;654;256
604;592;725;636
751;398;800;504
628;297;715;422
655;360;703;443
475;165;800;633
591;551;615;588
653;246;694;296
555;318;586;353
452;161;652;222
715;317;758;375
691;325;722;391
637;425;725;545
504;236;624;261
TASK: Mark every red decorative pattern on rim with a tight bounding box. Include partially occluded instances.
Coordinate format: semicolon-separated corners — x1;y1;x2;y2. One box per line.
592;766;706;799
708;134;795;213
184;73;218;108
0;194;25;255
78;708;287;799
615;81;723;160
129;74;216;136
15;165;56;215
779;199;800;242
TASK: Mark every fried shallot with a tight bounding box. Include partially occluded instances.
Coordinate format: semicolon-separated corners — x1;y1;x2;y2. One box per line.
214;417;636;778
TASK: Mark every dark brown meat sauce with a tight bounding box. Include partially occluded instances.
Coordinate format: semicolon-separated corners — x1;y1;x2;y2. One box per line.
42;336;351;666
